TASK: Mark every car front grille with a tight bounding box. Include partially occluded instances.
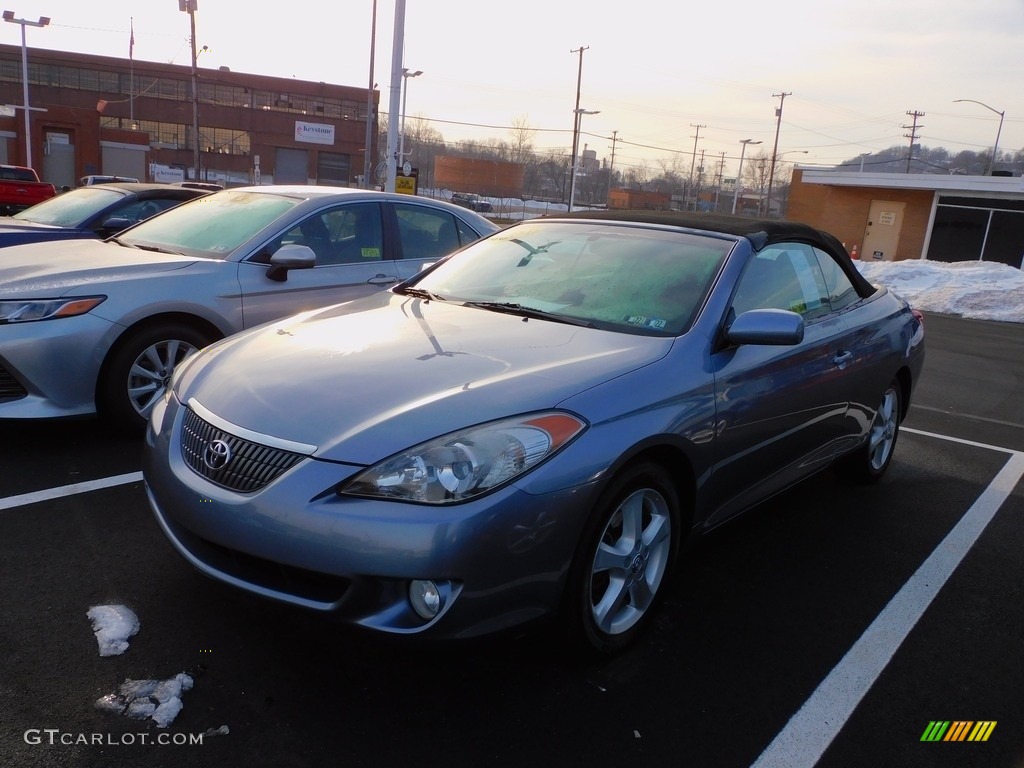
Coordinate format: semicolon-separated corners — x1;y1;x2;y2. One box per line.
0;362;28;400
181;406;306;492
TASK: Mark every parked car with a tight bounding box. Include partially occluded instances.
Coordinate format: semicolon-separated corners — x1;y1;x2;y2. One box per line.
0;185;498;430
78;174;140;186
0;164;56;216
451;192;493;213
0;183;209;247
172;181;225;192
142;211;925;655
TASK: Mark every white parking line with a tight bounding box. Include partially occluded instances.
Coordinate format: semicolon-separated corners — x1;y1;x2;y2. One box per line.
0;472;143;512
752;431;1024;768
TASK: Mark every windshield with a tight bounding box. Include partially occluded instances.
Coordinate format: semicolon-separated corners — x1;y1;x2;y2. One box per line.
12;187;123;227
412;221;731;335
117;190;300;259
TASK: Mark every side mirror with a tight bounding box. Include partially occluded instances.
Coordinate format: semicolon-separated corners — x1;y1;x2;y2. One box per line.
266;243;316;282
727;308;804;346
98;216;132;238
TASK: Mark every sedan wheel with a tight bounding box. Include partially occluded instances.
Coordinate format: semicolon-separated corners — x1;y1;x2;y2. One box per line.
98;323;211;432
565;462;680;655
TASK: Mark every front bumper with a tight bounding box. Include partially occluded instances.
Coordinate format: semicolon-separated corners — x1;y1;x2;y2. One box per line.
143;393;598;639
0;312;116;418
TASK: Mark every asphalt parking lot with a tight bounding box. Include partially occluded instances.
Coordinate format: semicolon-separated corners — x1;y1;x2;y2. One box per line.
1;312;1022;768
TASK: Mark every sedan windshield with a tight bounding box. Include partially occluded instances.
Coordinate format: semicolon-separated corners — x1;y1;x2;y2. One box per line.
412;221;732;335
116;190;300;260
12;187;123;227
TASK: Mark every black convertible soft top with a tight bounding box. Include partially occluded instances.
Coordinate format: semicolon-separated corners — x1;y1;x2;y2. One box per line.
553;209;875;296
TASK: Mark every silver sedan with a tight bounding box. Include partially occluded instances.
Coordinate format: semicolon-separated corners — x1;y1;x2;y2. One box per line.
0;186;498;430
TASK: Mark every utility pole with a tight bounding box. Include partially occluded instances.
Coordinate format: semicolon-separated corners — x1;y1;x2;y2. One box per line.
362;0;376;188
903;110;925;173
765;91;791;217
688;124;705;211
714;151;726;211
567;45;589;212
695;149;706;211
607;129;618;205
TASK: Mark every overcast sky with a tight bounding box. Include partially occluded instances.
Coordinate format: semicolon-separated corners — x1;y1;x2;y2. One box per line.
7;0;1022;178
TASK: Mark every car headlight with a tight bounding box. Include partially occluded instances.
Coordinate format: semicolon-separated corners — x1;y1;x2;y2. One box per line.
0;296;106;324
341;412;587;504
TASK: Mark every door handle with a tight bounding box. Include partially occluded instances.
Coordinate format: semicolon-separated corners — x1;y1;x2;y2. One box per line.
832;350;853;367
367;274;399;285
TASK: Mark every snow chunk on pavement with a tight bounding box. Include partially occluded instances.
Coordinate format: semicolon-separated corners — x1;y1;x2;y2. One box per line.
86;604;140;656
95;673;194;728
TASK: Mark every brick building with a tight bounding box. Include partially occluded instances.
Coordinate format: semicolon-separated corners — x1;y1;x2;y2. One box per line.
0;43;377;189
788;168;1024;267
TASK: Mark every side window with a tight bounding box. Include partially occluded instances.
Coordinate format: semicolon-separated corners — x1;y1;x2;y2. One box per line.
276;203;384;266
456;219;482;245
813;247;861;312
325;203;383;264
394;203;462;262
100;199;171;227
731;243;831;321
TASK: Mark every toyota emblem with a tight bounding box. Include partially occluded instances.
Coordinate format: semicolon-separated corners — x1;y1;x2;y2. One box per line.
202;439;232;471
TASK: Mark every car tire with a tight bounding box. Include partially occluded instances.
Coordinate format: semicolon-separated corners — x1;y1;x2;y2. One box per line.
563;461;681;656
836;379;902;484
98;322;211;433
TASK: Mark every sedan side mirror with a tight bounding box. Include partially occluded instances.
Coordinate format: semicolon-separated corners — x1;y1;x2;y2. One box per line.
267;243;316;282
98;217;132;238
727;308;805;346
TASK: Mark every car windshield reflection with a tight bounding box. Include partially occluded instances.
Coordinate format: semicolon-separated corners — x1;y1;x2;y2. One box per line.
413;221;731;335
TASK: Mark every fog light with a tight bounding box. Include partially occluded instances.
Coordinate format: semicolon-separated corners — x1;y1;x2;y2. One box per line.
409;579;441;620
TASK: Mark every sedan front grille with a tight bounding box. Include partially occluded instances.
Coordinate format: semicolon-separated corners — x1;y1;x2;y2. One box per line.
0;362;27;400
181;407;306;492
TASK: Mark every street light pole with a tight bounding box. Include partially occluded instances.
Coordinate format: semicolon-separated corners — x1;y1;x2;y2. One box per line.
176;1;201;180
399;68;422;160
569;108;599;211
953;99;1005;175
731;138;761;215
3;10;49;170
383;0;406;193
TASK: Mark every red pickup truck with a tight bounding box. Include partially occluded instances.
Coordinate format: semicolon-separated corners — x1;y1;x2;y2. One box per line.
0;164;57;216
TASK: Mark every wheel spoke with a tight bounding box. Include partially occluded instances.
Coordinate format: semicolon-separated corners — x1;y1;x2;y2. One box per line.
628;574;655;612
592;539;626;572
592;574;629;633
618;491;646;548
643;510;670;550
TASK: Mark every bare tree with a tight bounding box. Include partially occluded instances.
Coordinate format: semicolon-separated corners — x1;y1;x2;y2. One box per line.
507;115;537;166
624;161;653;189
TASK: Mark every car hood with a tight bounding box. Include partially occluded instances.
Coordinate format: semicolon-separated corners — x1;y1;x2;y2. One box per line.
176;293;672;463
0;238;197;297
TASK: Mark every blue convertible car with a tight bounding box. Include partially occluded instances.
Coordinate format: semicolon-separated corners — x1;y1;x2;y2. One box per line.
143;211;925;654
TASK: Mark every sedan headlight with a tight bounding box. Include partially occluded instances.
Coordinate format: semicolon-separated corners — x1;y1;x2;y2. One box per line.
0;296;106;324
341;412;587;504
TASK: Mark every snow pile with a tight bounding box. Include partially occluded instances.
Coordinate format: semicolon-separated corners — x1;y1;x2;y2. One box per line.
86;604;140;657
95;673;195;728
856;259;1024;323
